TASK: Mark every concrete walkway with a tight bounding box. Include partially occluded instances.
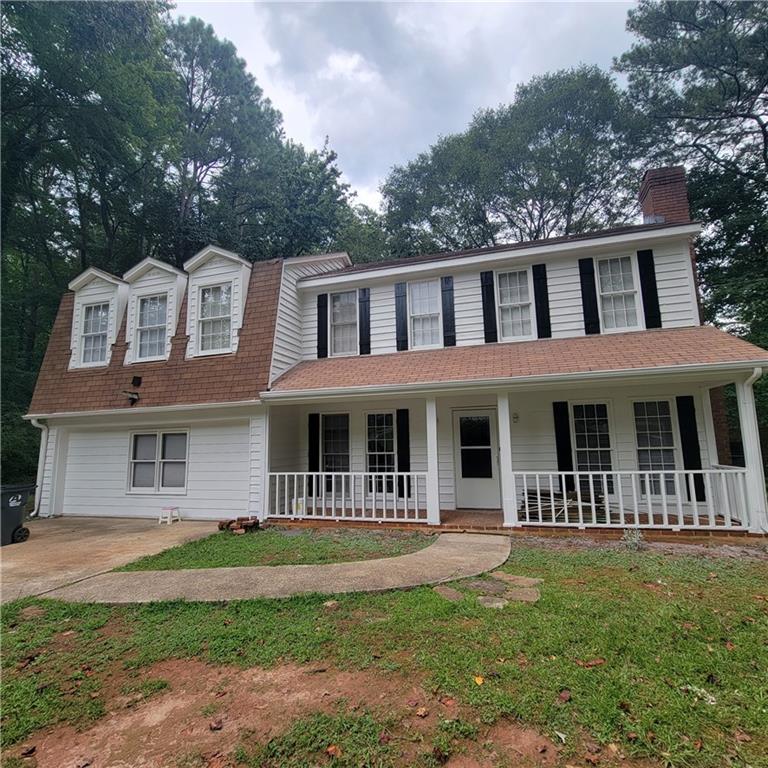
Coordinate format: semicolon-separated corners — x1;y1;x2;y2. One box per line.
43;533;511;603
1;517;212;603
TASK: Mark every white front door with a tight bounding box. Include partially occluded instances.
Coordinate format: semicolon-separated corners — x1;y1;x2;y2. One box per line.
453;409;501;509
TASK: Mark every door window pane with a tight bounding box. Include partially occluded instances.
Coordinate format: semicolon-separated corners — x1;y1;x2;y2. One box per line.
461;448;493;478
459;416;491;447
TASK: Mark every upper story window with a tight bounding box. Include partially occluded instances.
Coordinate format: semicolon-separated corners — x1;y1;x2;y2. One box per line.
199;283;232;354
136;294;168;361
409;279;441;348
497;270;533;339
597;257;639;330
330;290;357;356
81;303;110;364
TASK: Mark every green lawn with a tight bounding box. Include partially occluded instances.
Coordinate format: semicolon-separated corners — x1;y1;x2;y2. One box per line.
117;526;433;570
2;544;767;767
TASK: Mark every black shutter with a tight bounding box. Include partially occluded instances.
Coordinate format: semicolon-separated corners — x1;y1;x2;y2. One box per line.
532;263;551;339
396;408;411;497
676;395;705;501
553;401;575;492
637;249;662;329
578;258;600;335
317;294;328;358
308;413;320;495
441;276;456;347
480;271;498;343
395;282;408;351
358;287;371;355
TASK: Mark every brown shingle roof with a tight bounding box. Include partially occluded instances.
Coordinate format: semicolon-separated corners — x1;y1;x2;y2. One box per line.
270;326;768;394
28;259;282;416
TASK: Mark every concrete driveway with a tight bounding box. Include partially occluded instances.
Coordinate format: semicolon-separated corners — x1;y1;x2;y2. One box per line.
0;516;212;602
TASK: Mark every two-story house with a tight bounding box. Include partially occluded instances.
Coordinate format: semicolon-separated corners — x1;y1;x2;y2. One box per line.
26;168;768;534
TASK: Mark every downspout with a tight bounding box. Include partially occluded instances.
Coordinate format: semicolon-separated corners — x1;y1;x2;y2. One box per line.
745;367;763;389
29;418;48;517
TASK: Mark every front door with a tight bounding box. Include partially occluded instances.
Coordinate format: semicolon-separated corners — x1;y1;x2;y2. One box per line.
453;409;501;509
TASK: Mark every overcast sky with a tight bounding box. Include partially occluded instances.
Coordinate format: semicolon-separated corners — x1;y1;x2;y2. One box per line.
173;1;635;209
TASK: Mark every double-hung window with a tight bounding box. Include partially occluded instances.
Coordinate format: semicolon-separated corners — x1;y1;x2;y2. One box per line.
199;283;232;353
330;291;357;356
81;303;110;364
321;414;350;494
497;270;533;339
634;401;677;495
597;257;639;330
136;294;167;360
409;280;441;348
129;432;188;493
366;413;396;492
572;403;613;493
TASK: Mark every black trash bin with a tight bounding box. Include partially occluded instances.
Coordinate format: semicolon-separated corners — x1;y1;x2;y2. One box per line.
1;483;35;546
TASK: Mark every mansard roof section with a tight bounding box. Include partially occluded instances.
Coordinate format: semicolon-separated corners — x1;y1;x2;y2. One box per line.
183;245;252;273
68;266;126;292
123;257;185;283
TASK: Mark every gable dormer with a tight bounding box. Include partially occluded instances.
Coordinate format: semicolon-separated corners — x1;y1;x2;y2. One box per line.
183;246;252;358
67;267;128;369
122;258;188;364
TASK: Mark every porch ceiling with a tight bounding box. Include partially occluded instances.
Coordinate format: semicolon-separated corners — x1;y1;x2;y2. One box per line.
269;326;768;396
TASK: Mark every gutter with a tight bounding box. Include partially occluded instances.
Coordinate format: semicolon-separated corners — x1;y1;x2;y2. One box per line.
29;418;48;517
261;359;768;403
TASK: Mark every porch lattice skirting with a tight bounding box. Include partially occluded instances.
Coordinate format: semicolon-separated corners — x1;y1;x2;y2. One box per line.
268;468;753;531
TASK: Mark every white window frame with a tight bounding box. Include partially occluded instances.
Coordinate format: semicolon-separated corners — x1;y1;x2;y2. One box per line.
407;279;442;349
569;400;616;494
197;281;233;356
495;267;536;341
632;398;683;497
329;290;358;357
365;410;398;493
127;430;189;495
134;292;169;362
80;301;111;367
595;255;643;334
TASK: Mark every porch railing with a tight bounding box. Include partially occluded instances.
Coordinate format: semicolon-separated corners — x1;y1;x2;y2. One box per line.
512;468;750;530
267;472;429;523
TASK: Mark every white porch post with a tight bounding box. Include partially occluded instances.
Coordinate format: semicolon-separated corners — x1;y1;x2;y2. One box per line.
735;369;767;533
497;392;518;527
425;396;440;525
257;408;271;521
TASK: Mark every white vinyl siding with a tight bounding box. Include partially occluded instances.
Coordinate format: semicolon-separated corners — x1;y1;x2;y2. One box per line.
330;290;357;356
136;294;167;360
81;303;109;364
408;279;441;348
60;420;250;519
497;269;534;340
596;256;640;331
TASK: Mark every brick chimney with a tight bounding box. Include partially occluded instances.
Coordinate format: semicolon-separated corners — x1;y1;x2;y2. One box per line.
638;166;690;225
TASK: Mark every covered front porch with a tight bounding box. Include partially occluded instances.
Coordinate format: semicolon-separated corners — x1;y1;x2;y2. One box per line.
261;371;767;534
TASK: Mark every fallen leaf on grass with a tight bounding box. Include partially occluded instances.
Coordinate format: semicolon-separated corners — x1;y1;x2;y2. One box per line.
416;707;429;718
734;730;752;743
378;732;391;745
473;675;485;685
725;640;736;651
555;731;567;743
576;658;606;668
557;689;571;703
326;744;343;758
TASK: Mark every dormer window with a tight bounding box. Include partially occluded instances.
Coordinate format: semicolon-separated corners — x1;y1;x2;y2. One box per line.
199;283;232;353
81;303;110;364
409;280;441;348
330;291;357;356
597;257;639;330
136;294;168;361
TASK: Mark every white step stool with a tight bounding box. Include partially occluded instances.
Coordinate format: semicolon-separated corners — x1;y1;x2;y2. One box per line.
159;506;181;525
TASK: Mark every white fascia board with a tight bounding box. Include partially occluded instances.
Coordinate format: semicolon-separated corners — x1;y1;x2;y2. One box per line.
184;245;251;273
123;257;185;283
284;251;352;267
68;267;126;291
297;223;702;289
24;398;263;421
261;359;764;403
